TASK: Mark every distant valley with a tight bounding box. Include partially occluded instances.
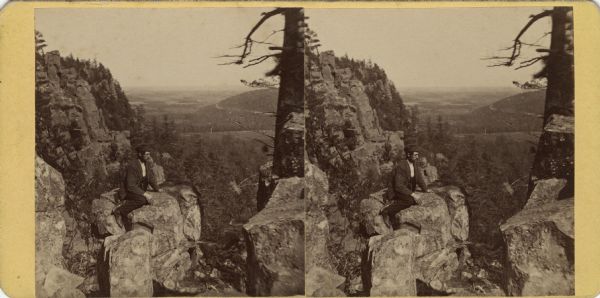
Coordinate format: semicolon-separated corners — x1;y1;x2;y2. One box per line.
125;86;544;137
125;87;278;134
404;88;545;134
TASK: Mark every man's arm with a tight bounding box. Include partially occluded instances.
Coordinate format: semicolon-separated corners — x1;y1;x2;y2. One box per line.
415;166;430;192
126;163;145;196
147;163;160;192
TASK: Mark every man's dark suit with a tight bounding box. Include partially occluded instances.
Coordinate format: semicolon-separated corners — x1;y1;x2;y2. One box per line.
384;159;429;218
115;159;160;230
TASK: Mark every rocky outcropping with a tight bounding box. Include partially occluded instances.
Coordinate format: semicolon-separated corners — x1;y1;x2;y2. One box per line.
108;229;154;297
366;229;417;296
306;50;404;181
36;50;133;294
36;51;131;184
500;178;574;296
243;176;305;296
92;185;203;295
360;190;393;237
418;157;439;186
35;156;86;298
361;189;469;295
163;185;202;242
305;163;346;296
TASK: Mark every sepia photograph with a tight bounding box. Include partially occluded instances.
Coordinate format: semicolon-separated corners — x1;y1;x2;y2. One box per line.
32;4;575;298
35;7;304;297
304;6;573;297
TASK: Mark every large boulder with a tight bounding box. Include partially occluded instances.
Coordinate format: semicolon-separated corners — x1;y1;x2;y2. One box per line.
414;248;459;288
152;163;166;186
381;191;461;288
130;192;187;256
366;229;417;296
305;163;346;296
100;187;199;294
305;163;335;270
500;178;574;296
418;157;438;186
243;177;305;296
163;185;202;242
35;156;67;295
435;186;469;242
306;266;346;297
42;266;85;298
152;247;192;291
523;178;567;209
360;189;392;237
91;189;125;237
397;192;453;257
108;229;154;297
35;155;66;212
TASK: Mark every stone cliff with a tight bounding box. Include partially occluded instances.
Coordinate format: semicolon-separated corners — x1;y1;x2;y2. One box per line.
243;176;305;296
36;156;87;298
36;50;132;184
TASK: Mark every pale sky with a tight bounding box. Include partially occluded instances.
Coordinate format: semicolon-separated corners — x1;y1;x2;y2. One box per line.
36;7;553;91
35;8;283;90
307;7;553;89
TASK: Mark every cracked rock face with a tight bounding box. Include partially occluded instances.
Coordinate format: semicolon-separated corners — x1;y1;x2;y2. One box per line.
243;177;305;296
108;229;154;297
360;190;393;237
305;163;346;296
130;193;187;256
501;179;574;296
366;229;417;296
35;156;69;296
163;185;202;242
398;193;453;257
363;190;468;295
91;189;125;237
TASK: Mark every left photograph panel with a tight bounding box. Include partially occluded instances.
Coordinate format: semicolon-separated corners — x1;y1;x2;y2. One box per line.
34;7;305;297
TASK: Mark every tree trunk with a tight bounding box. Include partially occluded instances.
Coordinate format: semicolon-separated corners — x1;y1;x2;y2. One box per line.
272;8;305;179
528;7;574;198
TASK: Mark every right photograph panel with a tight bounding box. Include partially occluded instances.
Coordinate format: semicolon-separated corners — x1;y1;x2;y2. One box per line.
304;7;574;297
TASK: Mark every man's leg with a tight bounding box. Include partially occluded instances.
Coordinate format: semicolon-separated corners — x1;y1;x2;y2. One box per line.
381;195;417;229
115;193;148;231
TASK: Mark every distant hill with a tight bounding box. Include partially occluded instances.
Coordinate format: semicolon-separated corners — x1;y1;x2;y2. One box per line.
483;90;546;115
453;90;545;133
218;88;278;113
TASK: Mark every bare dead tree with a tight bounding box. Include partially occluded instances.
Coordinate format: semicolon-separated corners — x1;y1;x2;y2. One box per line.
220;8;305;184
490;7;574;205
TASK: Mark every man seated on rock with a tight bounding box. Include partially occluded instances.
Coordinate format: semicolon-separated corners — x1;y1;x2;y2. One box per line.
114;145;161;230
382;147;432;229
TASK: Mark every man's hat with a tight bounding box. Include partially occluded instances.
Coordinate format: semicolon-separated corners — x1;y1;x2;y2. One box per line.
404;146;417;154
135;144;151;154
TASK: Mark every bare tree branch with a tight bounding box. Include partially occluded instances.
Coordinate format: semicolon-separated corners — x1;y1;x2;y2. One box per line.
235;8;285;65
515;56;548;69
487;10;552;67
243;53;280;68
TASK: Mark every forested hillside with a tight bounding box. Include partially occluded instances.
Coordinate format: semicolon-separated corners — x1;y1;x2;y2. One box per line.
218;88;278;113
454;90;545;133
